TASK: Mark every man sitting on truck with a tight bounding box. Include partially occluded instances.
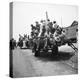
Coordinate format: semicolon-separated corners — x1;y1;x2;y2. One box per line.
35;21;40;33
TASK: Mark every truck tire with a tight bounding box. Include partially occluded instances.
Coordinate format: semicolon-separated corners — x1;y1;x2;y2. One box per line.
35;44;41;57
35;50;40;57
52;45;58;55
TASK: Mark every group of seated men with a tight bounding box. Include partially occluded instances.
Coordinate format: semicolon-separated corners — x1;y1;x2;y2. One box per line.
31;19;64;40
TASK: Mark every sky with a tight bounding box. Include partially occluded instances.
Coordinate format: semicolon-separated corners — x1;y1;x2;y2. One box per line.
13;2;78;41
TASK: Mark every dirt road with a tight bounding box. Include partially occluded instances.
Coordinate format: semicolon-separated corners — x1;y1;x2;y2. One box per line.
12;45;77;78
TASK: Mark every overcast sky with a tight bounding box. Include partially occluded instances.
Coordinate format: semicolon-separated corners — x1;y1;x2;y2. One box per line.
13;2;78;41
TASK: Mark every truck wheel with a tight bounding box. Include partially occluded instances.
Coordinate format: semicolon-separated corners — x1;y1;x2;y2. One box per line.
52;45;58;55
35;50;40;57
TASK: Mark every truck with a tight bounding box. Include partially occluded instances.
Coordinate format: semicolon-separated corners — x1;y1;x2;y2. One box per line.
31;12;78;57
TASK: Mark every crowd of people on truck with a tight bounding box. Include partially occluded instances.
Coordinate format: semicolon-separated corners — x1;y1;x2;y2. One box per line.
30;19;67;53
30;19;65;42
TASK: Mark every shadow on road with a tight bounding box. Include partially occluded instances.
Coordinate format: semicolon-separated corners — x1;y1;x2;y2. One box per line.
36;51;74;62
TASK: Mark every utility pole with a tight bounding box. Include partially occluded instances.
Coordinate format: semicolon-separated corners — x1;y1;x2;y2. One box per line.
61;16;62;27
46;11;49;21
